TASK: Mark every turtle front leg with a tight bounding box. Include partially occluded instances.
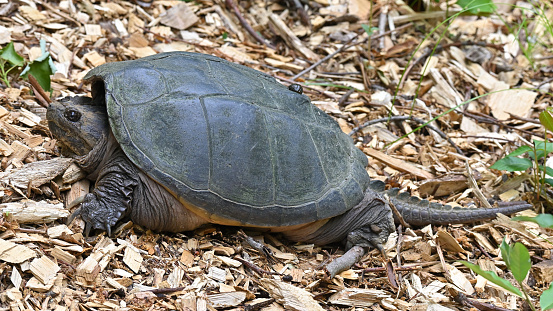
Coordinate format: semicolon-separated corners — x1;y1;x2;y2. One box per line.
69;150;138;236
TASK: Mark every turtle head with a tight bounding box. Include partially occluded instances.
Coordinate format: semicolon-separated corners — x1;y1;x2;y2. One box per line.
47;96;109;156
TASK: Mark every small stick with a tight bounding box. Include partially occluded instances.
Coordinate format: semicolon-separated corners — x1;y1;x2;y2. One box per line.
235;256;280;276
225;0;276;50
291;23;413;81
237;230;277;263
349;115;464;155
148;287;185;295
325;245;365;278
29;75;51;107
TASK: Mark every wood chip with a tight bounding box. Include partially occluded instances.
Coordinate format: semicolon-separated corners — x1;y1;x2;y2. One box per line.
0;157;73;189
123;246;143;274
160;3;199;30
328;288;391;307
30;255;60;284
364;148;434;180
488;81;537;120
0;201;69;224
260;278;324;311
207;291;247;308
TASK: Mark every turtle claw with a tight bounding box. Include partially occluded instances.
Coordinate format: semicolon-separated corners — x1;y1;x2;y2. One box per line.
65;192;123;237
66;206;82;225
84;221;92;237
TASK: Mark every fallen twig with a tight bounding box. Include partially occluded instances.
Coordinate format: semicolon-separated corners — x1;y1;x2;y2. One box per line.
325;245;365;278
225;0;276;49
349;115;463;155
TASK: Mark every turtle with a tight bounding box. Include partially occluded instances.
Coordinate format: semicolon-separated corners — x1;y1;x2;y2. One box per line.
46;51;531;251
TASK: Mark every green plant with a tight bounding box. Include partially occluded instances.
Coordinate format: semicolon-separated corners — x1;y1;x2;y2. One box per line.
20;39;57;92
460;239;553;310
490;109;553;200
0;42;24;88
0;39;56;92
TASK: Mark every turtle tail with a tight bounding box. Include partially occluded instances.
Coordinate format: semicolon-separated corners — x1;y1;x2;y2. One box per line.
367;179;533;226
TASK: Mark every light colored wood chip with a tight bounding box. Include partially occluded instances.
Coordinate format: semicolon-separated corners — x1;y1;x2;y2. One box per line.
62;163;87;184
0;157;73;189
207;291;247;308
123;246;143;274
328;288;391;307
30;255;60;284
0;201;69;224
436;230;466;253
76;256;101;283
208;266;227;283
180;249;195;266
160;3;199;30
260;278;324;311
10;266;22;288
364;148;434;179
167;266;184;288
106;277;126;289
26;276;55;292
84;24;102;36
445;264;474;295
0;238;36;263
50;246;76;264
216;255;242;268
0;138;13;156
83;50;106;67
488;81;536;120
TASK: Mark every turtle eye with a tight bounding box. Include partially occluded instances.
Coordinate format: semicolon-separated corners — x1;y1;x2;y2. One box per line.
64;109;82;122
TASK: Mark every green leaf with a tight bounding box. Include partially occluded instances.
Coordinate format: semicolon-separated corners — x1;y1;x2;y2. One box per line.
539;165;553;178
534;140;553;154
509;242;531;282
490;157;532;171
21;58;53;92
456;0;496;14
541;283;553;311
500;239;511;269
361;24;378;36
506;145;533;157
540;110;553;133
0;42;24;67
512;214;553;229
459;261;523;297
545;178;553;187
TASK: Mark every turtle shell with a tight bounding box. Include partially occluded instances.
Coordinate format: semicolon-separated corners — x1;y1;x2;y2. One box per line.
84;52;369;227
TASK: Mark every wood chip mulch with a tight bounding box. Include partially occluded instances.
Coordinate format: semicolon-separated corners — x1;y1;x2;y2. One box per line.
0;0;552;310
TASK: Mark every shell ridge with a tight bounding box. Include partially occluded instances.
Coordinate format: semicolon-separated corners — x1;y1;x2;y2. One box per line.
198;95;213;190
305;124;331;185
206;58;231;95
259;108;277;204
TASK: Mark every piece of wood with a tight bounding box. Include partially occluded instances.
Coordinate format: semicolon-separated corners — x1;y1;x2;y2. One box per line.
30;255;60;284
207;291;247;308
260;278;324;311
50;246;76;264
26;276;55;292
419;174;471;197
328;288;391;307
487;81;537;120
160;3;199;30
76;256;101;283
268;13;319;60
61;163;87;184
123;246;143;274
0;157;73;189
364;148;434;180
0;201;69;224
